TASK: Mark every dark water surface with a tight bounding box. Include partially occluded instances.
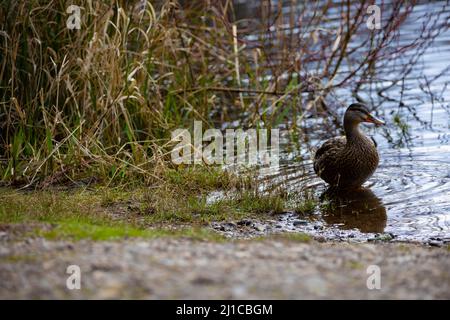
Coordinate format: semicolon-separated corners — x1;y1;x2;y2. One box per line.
219;1;450;244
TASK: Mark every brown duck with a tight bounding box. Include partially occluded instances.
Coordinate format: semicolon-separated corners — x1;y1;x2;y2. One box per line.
313;103;385;189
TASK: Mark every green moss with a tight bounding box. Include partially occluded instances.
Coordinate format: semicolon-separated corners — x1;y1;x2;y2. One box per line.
0;183;283;242
34;220;224;241
347;260;364;270
397;244;412;252
0;254;37;263
0;166;316;241
0;182;306;227
37;220;150;241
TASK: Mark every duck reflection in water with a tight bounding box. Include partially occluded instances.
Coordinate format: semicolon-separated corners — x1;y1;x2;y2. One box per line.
320;187;387;233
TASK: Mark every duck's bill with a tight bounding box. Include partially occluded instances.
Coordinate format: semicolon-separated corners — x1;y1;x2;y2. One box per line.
365;114;385;126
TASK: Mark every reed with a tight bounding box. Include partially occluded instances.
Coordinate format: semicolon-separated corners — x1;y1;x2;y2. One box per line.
0;0;443;187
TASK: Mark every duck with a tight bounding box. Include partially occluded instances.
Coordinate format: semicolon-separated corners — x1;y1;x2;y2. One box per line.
313;103;385;189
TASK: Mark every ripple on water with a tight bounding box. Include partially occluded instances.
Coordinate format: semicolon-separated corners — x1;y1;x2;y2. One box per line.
214;1;450;245
255;137;450;244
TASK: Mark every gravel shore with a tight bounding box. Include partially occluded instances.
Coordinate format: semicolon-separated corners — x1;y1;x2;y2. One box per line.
1;233;449;299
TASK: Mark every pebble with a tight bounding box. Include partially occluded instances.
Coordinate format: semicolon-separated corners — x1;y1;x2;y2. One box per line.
253;223;265;232
293;220;308;226
237;219;252;226
428;241;442;247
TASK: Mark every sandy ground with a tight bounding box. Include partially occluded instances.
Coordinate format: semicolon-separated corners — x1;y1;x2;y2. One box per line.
1;231;449;299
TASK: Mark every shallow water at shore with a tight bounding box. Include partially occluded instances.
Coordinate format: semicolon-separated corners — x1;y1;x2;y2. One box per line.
215;1;450;244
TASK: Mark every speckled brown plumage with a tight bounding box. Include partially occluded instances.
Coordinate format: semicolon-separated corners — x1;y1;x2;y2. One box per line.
313;103;383;189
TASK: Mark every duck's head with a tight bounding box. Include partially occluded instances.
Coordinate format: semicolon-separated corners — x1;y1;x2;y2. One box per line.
344;103;385;128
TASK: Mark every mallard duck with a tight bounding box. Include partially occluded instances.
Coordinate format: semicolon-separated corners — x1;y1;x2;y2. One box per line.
313;103;384;189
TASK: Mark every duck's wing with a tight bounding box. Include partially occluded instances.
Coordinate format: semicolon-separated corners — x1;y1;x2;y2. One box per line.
314;136;346;160
314;137;347;180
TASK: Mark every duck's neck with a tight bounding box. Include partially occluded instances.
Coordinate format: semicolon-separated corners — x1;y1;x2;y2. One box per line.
344;121;365;144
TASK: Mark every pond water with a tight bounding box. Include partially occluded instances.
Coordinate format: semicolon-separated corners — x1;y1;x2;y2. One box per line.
216;1;450;244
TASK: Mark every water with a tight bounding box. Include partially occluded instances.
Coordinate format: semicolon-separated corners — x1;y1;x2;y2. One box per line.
261;124;450;243
216;1;450;244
